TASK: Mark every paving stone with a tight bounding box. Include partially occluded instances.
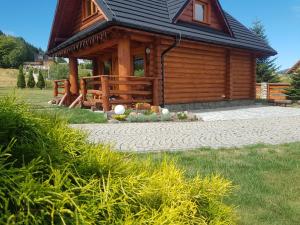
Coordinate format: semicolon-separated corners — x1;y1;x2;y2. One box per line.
71;106;300;152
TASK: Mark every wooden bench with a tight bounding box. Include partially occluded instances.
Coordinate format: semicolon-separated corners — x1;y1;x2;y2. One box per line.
273;100;292;107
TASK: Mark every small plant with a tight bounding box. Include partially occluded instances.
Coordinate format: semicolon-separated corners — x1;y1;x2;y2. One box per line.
17;65;26;89
36;70;45;90
112;114;127;121
160;113;172;122
177;112;188;120
27;69;36;88
127;113;159;123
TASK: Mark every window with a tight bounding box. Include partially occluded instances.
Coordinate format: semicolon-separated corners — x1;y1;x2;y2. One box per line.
195;3;205;22
133;56;145;77
83;0;98;19
194;1;209;23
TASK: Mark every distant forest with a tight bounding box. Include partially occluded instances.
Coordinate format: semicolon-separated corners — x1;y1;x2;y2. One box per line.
0;30;42;68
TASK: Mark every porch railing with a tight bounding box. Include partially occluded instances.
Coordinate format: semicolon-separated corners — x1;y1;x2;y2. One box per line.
80;75;160;111
53;79;71;106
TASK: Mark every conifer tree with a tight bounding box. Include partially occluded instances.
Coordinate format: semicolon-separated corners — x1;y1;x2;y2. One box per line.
250;20;280;83
17;65;26;89
36;70;46;90
27;69;36;88
286;70;300;100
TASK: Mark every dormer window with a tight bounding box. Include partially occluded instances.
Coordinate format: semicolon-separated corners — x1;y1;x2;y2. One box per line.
83;0;98;19
193;0;209;24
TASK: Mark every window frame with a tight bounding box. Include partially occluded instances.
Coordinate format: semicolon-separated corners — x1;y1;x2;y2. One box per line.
83;0;98;21
193;0;210;24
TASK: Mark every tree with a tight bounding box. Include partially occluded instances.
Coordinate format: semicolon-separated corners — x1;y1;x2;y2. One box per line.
27;69;36;88
0;30;4;36
0;34;39;68
250;20;280;83
49;63;69;80
17;65;26;89
55;57;67;63
36;70;46;90
285;70;300;100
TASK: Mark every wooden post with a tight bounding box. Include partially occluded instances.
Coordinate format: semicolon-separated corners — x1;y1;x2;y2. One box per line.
118;37;131;97
69;57;79;96
152;78;159;106
80;79;87;101
54;81;58;97
64;80;71;105
101;76;110;112
92;59;98;76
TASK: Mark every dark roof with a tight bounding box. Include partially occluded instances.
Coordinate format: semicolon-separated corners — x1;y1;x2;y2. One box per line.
48;0;277;56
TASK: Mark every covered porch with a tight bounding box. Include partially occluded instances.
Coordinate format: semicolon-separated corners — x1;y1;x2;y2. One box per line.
51;28;161;111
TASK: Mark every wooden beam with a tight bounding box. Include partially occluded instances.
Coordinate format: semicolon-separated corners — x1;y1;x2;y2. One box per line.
118;37;131;95
69;57;79;95
70;39;118;58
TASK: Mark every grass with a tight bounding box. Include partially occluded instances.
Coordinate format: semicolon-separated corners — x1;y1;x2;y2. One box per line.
138;143;300;225
0;68;18;87
0;68;107;124
0;87;107;124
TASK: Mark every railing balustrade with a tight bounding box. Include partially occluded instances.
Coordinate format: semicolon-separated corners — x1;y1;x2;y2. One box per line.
79;75;160;111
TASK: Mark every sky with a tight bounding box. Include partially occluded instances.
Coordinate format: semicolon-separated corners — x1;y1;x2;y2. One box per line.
0;0;299;69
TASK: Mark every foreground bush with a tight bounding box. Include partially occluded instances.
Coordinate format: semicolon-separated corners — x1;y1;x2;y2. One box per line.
0;97;236;225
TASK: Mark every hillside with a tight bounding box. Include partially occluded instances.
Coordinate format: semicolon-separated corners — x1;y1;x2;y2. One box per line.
0;30;41;68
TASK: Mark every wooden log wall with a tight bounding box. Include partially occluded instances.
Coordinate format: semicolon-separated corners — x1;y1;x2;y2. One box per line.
161;39;256;104
230;51;255;100
162;39;227;104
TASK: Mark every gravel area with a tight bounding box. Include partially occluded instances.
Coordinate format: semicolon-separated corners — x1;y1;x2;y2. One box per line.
72;106;300;152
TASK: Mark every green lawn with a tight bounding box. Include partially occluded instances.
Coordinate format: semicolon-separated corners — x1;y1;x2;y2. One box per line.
0;87;107;124
138;143;300;225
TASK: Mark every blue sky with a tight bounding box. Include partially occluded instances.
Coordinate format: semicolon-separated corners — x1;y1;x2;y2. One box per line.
0;0;299;69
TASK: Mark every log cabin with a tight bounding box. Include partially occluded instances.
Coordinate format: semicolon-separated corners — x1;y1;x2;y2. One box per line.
47;0;277;111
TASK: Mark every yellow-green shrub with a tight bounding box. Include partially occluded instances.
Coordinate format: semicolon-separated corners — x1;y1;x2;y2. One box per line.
0;97;236;224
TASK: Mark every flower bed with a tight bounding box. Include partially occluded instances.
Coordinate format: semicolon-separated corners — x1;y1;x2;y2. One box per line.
108;104;199;123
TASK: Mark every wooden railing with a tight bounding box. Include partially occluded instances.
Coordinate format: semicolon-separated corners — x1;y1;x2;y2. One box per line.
53;79;71;106
80;75;160;111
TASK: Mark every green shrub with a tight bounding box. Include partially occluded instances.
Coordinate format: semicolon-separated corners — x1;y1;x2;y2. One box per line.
0;96;236;224
177;112;188;120
112;114;127;121
16;65;26;88
27;69;36;88
36;70;45;89
286;70;300;100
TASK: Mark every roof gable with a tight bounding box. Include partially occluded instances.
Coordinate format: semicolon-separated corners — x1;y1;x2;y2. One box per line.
48;0;108;50
174;0;233;36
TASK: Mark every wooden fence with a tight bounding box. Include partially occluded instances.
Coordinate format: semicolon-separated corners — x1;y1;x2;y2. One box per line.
256;83;290;101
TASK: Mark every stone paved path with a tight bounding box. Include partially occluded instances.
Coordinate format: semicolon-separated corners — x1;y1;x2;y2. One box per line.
72;106;300;152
